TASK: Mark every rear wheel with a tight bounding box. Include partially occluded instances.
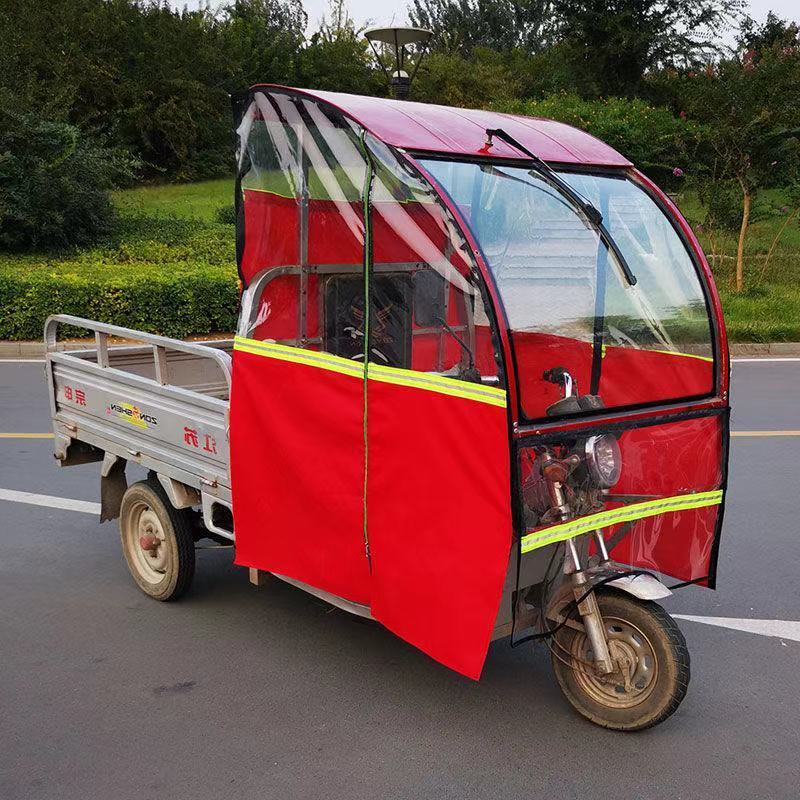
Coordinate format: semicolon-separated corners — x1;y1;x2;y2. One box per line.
119;479;195;601
551;590;690;731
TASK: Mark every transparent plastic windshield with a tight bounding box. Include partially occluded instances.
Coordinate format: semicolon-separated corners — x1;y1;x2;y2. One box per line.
422;160;715;420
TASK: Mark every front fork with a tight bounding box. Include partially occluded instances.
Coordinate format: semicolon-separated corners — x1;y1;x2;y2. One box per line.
566;531;615;675
547;469;615;674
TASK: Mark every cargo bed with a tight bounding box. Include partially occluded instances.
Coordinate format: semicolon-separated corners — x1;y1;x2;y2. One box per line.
44;315;234;539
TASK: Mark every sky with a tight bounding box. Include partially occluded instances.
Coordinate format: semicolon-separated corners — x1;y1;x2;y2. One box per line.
306;0;797;32
180;0;800;31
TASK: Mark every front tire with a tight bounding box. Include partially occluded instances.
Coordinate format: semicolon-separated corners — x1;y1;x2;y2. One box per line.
551;589;690;731
119;479;195;601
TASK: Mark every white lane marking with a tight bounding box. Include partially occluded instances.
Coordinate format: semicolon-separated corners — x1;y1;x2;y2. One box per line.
732;358;800;363
731;431;800;437
674;615;800;643
0;487;100;515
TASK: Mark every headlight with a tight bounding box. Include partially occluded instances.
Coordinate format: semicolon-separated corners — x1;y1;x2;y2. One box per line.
584;434;621;488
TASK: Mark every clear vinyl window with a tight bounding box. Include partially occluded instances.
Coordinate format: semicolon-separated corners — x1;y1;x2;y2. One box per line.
234;94;503;389
363;136;500;384
236;92;369;352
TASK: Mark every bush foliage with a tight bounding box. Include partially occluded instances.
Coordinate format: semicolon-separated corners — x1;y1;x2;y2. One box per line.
0;270;238;341
499;95;704;190
214;203;237;225
0;109;134;250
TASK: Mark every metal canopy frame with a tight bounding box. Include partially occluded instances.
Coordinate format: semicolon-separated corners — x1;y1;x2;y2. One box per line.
240;263;475;374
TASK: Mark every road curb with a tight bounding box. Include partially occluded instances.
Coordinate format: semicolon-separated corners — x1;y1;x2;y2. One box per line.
0;341;98;358
3;340;800;359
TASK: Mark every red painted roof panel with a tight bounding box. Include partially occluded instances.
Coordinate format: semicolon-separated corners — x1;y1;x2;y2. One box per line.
253;86;632;167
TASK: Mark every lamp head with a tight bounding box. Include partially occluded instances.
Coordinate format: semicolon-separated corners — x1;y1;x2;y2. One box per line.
364;26;433;100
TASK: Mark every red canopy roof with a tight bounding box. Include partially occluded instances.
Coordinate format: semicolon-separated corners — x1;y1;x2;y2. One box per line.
254;86;632;167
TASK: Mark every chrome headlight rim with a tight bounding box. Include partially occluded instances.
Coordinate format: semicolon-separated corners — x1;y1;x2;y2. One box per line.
584;433;622;488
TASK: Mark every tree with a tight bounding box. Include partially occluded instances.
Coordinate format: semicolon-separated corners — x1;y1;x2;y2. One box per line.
297;0;384;95
413;48;524;106
552;0;745;97
219;0;307;88
0;108;134;250
408;0;554;56
738;11;800;56
679;46;800;291
0;0;311;180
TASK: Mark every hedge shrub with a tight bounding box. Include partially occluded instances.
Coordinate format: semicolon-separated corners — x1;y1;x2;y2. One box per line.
0;269;238;341
0;211;239;340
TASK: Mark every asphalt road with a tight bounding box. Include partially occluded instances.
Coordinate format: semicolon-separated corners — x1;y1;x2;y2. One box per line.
1;359;798;800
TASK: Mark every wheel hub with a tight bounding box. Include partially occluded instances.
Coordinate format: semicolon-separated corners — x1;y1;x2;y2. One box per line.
571;615;658;708
139;533;160;554
124;502;170;584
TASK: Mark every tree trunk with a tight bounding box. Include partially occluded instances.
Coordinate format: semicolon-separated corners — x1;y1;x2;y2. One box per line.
760;207;798;282
736;182;751;293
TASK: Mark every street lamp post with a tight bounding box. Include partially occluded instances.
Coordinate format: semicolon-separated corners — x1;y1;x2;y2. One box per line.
364;26;433;100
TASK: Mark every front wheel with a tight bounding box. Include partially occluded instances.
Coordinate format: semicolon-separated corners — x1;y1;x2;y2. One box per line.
551;590;690;731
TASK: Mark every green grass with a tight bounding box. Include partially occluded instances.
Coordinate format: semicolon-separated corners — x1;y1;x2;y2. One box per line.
1;178;237;279
112;178;234;223
0;178;237;283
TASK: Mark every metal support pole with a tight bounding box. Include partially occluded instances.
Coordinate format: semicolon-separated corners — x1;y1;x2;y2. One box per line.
298;124;309;346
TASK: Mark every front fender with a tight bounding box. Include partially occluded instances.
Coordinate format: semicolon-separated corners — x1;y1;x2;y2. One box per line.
589;565;672;601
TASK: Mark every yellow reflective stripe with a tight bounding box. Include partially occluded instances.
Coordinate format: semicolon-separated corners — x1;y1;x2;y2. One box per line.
242;184;442;207
368;362;507;408
520;490;723;554
650;348;714;363
234;337;507;407
233;336;364;379
570;343;711;363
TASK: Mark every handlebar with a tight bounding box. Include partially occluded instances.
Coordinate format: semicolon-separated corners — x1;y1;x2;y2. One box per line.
543;366;576;399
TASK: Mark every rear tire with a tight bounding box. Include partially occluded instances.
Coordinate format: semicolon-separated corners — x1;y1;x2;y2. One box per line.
551;589;690;731
119;479;195;601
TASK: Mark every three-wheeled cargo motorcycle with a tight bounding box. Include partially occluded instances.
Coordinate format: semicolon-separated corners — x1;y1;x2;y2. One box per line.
45;85;729;731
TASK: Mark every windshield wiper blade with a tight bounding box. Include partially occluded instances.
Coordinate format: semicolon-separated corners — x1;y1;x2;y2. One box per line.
484;128;637;286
